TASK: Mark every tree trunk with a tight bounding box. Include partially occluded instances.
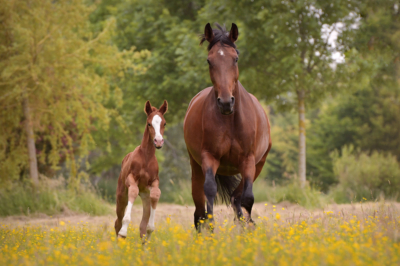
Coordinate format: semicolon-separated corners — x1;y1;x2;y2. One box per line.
297;90;306;188
23;95;39;185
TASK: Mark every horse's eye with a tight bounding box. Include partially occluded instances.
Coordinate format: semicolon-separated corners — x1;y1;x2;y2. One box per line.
148;123;151;127
235;57;239;63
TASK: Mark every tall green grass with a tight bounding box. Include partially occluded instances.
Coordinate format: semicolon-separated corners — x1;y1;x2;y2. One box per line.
158;178;326;208
253;179;326;208
0;177;112;216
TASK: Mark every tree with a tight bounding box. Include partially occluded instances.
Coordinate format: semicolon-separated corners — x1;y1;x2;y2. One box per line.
0;0;142;186
87;0;209;176
306;0;400;191
197;0;357;187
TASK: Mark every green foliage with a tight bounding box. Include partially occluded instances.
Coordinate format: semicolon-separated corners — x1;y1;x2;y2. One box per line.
0;178;112;216
0;0;144;184
262;109;299;183
330;146;400;203
253;179;326;208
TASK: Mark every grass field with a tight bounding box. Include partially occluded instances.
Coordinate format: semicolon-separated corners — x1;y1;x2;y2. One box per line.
1;202;400;265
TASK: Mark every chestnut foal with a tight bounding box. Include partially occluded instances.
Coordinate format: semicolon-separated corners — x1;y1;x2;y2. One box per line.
115;100;168;241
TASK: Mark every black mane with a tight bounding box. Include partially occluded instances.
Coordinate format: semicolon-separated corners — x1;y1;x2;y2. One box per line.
200;23;239;55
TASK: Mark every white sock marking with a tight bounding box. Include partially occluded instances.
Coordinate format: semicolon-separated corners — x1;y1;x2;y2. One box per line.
119;201;133;237
152;115;163;142
218;49;224;56
147;207;156;232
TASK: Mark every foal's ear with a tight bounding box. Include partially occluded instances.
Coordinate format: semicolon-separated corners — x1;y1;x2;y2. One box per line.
144;101;153;115
204;23;214;43
229;23;239;43
159;100;168;115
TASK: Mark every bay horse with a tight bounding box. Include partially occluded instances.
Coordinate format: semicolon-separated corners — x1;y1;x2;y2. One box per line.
183;23;271;230
115;100;168;241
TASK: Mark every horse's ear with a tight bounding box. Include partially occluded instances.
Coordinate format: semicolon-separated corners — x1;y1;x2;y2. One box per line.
229;23;239;43
144;101;152;115
159;100;168;115
204;23;214;43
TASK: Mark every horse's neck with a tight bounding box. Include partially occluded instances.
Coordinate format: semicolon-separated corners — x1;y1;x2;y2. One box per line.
233;82;248;117
140;127;155;160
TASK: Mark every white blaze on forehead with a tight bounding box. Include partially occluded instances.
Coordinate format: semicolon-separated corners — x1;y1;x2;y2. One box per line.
218;49;224;56
151;115;163;140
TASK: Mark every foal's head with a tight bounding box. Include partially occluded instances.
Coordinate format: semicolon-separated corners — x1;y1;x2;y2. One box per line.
201;23;239;115
144;100;168;149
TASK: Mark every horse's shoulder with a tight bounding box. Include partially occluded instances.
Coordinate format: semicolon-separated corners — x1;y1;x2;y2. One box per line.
184;87;212;123
122;147;141;168
187;87;212;108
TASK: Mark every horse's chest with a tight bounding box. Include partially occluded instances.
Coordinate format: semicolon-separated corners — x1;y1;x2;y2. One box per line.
134;164;157;187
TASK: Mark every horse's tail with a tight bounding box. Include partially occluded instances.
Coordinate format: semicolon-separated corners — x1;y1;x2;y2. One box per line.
215;174;242;206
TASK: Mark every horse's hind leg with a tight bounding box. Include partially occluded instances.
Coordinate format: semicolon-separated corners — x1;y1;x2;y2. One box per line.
189;153;206;231
139;192;151;241
231;178;244;220
115;176;128;237
139;182;161;242
201;153;220;226
116;174;139;238
239;156;256;223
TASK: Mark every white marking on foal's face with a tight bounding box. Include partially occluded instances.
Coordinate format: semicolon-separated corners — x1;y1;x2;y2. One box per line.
151;115;163;141
218;49;224;56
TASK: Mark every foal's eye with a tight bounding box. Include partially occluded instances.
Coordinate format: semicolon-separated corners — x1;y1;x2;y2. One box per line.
148;123;151;127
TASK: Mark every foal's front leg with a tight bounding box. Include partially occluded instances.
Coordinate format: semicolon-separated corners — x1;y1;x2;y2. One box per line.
139;180;161;242
117;174;139;238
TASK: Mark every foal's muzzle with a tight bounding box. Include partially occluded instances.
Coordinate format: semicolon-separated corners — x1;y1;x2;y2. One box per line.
217;97;235;115
154;138;164;149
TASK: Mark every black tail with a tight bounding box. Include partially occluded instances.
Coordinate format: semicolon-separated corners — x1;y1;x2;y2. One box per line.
215;174;242;206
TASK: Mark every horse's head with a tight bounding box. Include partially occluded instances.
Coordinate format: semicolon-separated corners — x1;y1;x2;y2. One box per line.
144;100;168;149
201;23;239;115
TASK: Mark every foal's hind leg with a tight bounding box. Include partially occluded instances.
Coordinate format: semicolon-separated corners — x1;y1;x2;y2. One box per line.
116;174;139;238
139;182;161;242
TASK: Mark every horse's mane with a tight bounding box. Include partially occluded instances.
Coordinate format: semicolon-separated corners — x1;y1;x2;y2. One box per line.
199;23;239;55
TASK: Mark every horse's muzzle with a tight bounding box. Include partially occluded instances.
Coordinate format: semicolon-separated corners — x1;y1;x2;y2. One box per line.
217;97;235;115
154;138;164;149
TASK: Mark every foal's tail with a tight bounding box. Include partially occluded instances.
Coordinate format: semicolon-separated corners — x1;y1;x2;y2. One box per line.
215;174;242;206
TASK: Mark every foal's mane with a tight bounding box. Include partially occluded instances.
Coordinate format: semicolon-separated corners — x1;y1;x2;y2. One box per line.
200;23;239;55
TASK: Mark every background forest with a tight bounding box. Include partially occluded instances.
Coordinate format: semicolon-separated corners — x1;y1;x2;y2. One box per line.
1;0;400;216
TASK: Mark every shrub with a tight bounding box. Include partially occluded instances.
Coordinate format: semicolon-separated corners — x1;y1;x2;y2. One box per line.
330;145;400;202
253;179;326;208
0;177;112;216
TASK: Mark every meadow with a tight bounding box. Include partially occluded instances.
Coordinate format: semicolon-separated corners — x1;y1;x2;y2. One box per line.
1;201;399;266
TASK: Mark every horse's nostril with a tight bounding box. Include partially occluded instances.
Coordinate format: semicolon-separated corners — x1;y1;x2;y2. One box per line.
217;98;221;103
231;97;235;103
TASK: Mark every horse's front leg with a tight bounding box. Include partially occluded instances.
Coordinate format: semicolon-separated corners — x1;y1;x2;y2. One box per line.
239;155;256;223
201;152;220;225
117;174;139;239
